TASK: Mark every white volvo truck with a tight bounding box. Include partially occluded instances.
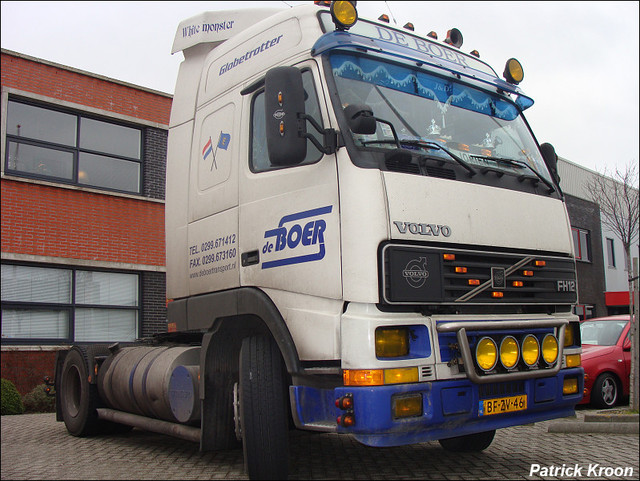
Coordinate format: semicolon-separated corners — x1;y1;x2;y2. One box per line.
54;3;583;479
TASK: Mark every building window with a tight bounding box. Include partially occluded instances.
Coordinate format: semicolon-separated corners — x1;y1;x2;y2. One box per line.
1;263;139;343
572;227;591;262
606;238;616;267
5;99;142;194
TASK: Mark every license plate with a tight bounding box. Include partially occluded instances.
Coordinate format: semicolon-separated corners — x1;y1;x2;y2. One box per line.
479;395;527;416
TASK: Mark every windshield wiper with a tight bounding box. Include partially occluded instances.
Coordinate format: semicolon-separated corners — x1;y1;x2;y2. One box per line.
362;139;477;177
481;156;556;194
406;140;477;177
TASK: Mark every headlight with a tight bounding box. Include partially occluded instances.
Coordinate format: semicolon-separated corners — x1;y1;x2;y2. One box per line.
542;334;559;365
521;334;540;366
375;327;409;358
476;337;498;371
499;336;519;369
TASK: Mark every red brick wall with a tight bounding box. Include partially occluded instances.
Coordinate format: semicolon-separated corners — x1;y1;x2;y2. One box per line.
1;51;170;394
1;180;165;266
1;51;171;125
1;350;58;395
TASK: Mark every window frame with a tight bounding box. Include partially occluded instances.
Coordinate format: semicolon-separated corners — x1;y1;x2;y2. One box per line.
1;262;142;345
571;227;592;262
606;237;616;268
4;96;144;195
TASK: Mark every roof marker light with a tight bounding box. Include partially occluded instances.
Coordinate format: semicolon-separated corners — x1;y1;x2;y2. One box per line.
403;22;415;31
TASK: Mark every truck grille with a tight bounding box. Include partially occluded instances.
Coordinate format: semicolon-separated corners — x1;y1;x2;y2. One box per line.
381;244;577;306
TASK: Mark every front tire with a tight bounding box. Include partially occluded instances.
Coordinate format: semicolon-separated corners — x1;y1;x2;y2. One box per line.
438;430;496;452
592;373;619;408
239;335;290;480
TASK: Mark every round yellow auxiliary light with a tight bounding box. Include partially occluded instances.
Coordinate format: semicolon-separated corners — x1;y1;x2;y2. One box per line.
331;1;358;30
476;337;498;372
503;58;524;85
542;333;559;365
521;334;540;367
500;336;520;369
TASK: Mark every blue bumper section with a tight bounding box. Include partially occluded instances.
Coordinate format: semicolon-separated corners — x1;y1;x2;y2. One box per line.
292;367;583;447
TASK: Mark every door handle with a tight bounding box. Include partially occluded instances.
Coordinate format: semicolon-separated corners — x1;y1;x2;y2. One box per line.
241;250;260;267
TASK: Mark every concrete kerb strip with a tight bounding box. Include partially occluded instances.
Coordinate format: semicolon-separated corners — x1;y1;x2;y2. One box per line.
547;410;639;434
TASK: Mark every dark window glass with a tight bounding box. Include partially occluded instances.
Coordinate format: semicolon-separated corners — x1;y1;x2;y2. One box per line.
7;141;74;180
7;101;76;146
606;238;616;267
79;153;140;192
5;99;142;194
80;118;141;159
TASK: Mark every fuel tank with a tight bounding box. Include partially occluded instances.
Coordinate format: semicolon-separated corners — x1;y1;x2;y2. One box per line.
97;345;201;424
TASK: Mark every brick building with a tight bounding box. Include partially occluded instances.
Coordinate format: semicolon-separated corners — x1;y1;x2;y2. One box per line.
1;49;171;394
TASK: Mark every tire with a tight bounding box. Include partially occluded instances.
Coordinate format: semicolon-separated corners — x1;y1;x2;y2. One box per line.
239;336;290;480
59;347;103;436
202;334;242;451
60;346;133;436
592;373;619;409
438;430;496;452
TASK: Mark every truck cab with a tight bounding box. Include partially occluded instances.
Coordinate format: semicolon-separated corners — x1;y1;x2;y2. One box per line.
55;3;583;479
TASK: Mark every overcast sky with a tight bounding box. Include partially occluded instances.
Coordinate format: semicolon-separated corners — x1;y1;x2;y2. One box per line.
2;1;638;179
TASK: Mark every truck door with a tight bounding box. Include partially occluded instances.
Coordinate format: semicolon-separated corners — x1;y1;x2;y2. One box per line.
239;63;341;300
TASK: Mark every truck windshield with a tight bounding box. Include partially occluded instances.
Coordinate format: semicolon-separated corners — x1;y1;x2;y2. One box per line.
329;53;553;184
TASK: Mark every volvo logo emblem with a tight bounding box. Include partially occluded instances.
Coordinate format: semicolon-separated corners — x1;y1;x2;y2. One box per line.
403;257;429;288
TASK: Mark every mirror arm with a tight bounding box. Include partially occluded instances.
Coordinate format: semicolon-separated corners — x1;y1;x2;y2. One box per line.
299;113;339;155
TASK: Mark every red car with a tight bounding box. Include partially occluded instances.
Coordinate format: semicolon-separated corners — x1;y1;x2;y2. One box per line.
579;315;632;408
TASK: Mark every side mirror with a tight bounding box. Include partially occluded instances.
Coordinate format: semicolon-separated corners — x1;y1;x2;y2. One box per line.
540;142;560;184
344;104;377;135
264;66;307;166
623;337;631;351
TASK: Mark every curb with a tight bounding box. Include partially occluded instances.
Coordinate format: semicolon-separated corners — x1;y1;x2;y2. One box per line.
547;422;638;434
547;410;639;434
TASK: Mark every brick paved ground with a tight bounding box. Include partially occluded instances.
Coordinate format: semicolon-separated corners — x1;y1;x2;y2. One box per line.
2;409;638;480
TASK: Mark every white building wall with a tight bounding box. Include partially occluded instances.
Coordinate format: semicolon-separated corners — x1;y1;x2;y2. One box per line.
557;157;639;294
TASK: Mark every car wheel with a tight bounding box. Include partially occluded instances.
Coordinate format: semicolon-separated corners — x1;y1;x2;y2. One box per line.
592;373;619;409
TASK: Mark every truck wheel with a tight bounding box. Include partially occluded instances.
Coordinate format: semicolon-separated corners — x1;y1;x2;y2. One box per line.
592;373;619;408
60;347;103;436
438;430;495;452
239;335;290;480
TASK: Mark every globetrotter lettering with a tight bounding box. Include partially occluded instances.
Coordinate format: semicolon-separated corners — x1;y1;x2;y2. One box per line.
393;221;452;237
219;35;284;76
262;206;332;269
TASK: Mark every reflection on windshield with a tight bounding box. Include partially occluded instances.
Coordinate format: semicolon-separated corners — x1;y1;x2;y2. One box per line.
330;53;552;182
580;321;627;346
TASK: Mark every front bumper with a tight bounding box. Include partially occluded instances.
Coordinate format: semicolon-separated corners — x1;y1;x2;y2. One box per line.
292;367;584;447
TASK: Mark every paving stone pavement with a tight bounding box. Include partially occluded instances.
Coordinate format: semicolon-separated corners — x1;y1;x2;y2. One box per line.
2;408;638;480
